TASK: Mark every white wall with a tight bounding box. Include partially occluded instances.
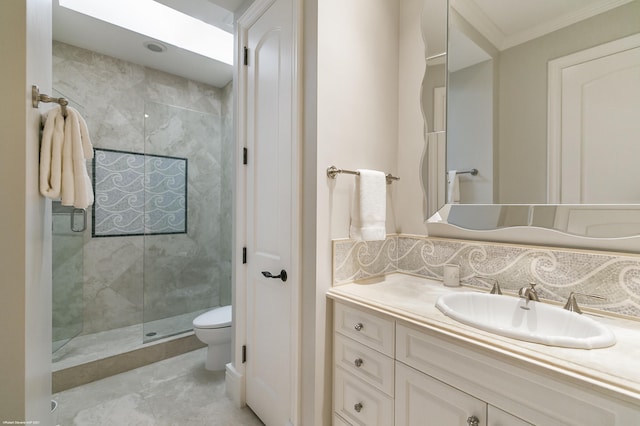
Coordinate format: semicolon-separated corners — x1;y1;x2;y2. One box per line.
448;59;494;203
0;0;53;423
301;0;319;423
303;0;401;424
317;0;400;238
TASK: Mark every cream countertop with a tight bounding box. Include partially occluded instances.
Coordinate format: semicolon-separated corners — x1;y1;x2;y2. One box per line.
327;273;640;407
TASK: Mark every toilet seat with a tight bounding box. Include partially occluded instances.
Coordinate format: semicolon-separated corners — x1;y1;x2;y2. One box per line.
193;305;232;329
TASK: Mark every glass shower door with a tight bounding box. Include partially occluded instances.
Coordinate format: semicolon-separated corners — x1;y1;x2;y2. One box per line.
141;101;230;342
52;202;85;353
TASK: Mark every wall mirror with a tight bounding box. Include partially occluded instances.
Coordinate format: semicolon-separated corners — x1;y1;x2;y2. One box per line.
422;0;640;238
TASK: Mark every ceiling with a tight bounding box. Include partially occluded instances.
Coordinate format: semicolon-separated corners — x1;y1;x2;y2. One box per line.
452;0;634;51
52;0;246;88
54;0;631;86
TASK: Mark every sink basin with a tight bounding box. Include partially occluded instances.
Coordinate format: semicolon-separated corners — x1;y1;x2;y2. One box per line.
435;292;616;349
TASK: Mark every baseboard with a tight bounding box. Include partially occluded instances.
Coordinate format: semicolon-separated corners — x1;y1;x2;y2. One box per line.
225;362;245;408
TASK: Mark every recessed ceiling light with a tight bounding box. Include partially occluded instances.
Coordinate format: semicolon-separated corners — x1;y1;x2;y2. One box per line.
59;0;233;65
144;41;167;53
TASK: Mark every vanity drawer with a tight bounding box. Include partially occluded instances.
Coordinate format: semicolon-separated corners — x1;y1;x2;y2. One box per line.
396;323;441;376
335;302;395;357
335;333;394;396
334;367;394;426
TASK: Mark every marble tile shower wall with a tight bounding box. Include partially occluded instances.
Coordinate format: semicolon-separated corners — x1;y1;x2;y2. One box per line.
333;235;640;319
53;41;233;334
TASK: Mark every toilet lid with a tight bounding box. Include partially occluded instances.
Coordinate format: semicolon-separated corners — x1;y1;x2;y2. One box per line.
193;305;232;329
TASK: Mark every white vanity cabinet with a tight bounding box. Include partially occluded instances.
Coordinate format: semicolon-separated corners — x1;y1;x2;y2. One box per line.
488;406;532;426
332;299;640;426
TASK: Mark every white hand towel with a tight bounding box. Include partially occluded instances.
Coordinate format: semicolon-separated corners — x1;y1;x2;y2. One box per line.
349;169;386;241
40;105;94;209
447;170;460;204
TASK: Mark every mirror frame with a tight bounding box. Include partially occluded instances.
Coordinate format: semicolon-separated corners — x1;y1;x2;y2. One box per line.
424;0;640;253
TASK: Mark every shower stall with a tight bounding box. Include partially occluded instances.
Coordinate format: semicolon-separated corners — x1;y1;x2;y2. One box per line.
51;41;233;369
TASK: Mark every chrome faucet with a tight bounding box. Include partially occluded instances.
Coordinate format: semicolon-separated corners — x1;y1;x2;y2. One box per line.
518;282;539;302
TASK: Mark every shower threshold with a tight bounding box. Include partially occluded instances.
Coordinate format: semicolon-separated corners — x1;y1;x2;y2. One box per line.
52;309;211;392
53;309;209;371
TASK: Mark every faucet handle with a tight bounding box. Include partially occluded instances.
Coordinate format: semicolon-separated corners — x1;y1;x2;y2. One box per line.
478;276;501;295
563;292;606;314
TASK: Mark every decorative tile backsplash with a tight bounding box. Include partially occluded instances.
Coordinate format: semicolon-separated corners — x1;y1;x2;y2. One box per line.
333;235;640;319
333;236;398;282
93;148;187;237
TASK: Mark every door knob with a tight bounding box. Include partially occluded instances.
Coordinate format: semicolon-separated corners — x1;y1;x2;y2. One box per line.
261;269;287;282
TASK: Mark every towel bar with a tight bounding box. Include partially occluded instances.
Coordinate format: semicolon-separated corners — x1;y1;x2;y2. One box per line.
326;165;399;184
32;85;68;117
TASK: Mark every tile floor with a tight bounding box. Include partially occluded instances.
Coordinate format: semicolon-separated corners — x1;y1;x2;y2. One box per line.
53;348;264;426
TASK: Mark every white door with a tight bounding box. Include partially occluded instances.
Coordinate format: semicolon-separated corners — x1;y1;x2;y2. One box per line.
242;0;298;425
548;35;640;203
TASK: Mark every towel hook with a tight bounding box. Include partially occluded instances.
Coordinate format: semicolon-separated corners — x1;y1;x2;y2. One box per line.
32;85;68;117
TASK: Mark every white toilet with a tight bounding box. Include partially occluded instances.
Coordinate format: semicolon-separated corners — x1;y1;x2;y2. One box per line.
192;305;232;371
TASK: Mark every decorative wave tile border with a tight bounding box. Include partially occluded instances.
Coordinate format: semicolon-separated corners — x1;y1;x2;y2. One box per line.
333;236;398;284
333;234;640;319
93;148;187;237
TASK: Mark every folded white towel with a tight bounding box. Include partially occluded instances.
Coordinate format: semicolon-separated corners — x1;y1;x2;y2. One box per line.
447;170;460;204
40;105;94;209
350;169;386;241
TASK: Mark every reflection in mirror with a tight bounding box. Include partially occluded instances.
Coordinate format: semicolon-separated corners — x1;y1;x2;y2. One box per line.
421;0;448;217
422;0;640;238
447;0;640;205
446;204;640;238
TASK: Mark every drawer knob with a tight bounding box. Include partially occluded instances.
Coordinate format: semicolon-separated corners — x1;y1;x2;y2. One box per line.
354;358;363;368
354;402;363;413
354;323;364;331
467;415;479;426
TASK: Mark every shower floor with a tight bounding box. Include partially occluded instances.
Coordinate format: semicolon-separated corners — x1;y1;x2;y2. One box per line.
52;308;210;372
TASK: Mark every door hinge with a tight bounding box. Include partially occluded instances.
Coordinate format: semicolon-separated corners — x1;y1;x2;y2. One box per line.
243;46;248;66
242;247;247;264
242;345;247;363
243;147;248;165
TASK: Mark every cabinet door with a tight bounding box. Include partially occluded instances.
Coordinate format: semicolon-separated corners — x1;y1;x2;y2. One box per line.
488;405;532;426
396;362;486;426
